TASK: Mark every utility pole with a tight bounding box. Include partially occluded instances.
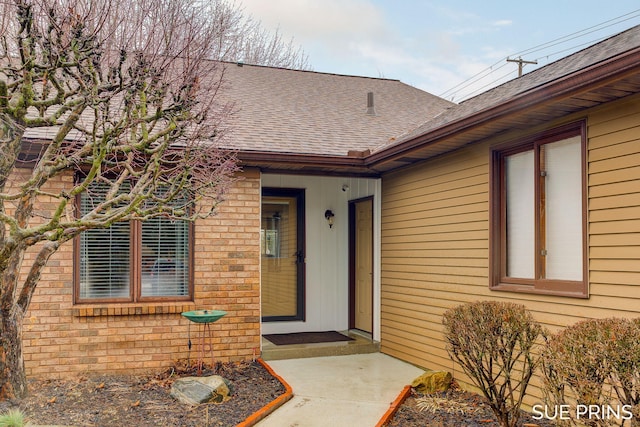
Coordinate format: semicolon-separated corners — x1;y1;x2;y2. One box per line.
507;56;538;77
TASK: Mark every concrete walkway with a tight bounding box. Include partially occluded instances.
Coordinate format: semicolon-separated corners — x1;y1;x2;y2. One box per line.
256;353;425;427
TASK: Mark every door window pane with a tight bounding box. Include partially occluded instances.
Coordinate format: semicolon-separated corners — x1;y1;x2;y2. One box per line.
261;188;305;321
261;198;298;317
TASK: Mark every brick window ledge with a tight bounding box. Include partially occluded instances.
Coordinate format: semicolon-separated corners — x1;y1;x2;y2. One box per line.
72;303;196;317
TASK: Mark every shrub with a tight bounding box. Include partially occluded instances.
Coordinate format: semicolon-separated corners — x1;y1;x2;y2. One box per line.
443;300;544;427
0;409;25;427
543;317;640;427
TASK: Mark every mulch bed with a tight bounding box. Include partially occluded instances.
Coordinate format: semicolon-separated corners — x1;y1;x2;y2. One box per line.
0;360;285;427
1;362;559;427
383;387;555;427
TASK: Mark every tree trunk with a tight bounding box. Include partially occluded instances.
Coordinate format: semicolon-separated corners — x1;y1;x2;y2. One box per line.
0;308;27;400
0;243;57;401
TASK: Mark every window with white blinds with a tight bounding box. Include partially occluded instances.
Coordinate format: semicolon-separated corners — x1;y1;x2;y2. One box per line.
78;183;191;302
491;122;587;297
140;216;189;297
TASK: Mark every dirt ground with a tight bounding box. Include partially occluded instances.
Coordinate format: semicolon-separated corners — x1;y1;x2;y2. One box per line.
384;387;556;427
0;360;285;427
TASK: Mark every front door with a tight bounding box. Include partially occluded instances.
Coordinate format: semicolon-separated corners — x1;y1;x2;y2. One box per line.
350;198;373;333
261;188;305;322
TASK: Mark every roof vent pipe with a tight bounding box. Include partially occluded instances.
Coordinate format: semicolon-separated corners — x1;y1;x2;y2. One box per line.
366;91;376;115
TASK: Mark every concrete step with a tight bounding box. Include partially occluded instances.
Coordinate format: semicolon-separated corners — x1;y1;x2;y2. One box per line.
261;331;380;361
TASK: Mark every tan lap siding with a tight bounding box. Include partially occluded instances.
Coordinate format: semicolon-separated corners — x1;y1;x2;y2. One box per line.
380;94;640;398
381;146;490;370
588;95;640;313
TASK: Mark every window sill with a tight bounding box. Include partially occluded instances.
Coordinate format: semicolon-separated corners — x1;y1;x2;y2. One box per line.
72;302;196;317
490;283;589;299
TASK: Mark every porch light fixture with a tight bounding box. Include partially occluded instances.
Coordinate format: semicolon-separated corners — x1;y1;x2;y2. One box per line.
324;209;335;228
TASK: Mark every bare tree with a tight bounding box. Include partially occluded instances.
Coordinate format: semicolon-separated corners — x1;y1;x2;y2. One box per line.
205;0;310;69
0;0;309;400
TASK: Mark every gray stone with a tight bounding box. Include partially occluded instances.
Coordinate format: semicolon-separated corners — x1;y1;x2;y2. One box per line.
411;370;452;394
170;375;232;405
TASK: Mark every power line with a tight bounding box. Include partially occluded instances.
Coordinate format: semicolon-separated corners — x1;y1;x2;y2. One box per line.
456;68;519;101
444;14;640;100
438;9;640;101
513;9;640;58
442;62;511;102
533;35;610;64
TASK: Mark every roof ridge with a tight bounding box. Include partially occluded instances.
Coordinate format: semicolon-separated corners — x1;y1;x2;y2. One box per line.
218;60;402;82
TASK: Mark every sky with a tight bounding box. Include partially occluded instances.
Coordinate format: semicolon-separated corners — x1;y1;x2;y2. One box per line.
237;0;640;102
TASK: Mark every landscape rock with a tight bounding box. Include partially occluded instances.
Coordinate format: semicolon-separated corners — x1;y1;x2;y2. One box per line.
411;370;452;394
170;375;232;405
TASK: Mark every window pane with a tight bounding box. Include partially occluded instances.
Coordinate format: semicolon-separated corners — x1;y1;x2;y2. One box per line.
141;216;189;297
544;136;582;280
78;182;191;301
79;183;131;299
505;150;535;279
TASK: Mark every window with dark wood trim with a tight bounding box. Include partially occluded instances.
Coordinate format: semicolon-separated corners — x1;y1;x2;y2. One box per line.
74;183;194;303
489;121;588;298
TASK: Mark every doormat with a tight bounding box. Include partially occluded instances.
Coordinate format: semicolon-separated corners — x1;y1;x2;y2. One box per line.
263;331;354;346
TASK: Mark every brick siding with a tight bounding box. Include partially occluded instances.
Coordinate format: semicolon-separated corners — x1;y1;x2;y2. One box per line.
11;168;262;378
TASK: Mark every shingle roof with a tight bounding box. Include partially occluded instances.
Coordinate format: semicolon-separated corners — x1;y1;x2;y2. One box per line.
218;63;454;156
19;24;640;176
20;60;452;161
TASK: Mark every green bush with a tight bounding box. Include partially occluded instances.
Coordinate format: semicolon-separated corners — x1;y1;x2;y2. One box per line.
0;409;25;427
443;300;544;427
543;317;640;427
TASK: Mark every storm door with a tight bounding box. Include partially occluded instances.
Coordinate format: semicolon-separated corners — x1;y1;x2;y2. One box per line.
261;188;305;321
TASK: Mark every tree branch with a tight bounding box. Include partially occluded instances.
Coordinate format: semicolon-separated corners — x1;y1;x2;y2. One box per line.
17;241;61;312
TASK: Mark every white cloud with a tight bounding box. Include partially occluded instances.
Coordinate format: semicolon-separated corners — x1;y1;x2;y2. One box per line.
234;0;640;104
239;0;390;45
236;0;522;100
492;19;513;27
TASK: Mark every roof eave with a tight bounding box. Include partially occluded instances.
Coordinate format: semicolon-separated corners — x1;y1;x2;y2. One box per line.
237;150;380;178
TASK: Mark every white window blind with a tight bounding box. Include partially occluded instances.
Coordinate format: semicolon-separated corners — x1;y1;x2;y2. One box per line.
79;182;131;299
141;216;189;297
503;135;582;282
544;136;582;280
505;150;535;279
79;222;131;298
